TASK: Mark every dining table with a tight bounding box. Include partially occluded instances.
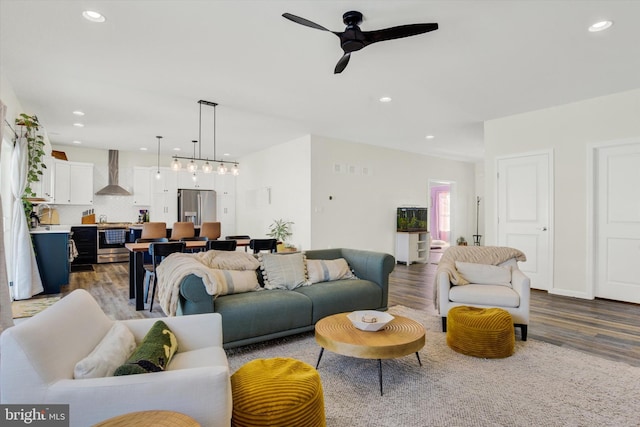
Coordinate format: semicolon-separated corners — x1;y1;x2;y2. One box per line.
125;239;251;311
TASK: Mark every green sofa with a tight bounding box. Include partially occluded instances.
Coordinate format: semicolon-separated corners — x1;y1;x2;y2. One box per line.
177;248;396;349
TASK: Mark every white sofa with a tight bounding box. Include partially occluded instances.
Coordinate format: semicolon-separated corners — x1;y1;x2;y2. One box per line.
0;289;232;427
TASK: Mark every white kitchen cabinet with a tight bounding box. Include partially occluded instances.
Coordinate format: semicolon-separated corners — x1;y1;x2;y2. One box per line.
177;170;215;190
214;173;235;196
216;194;236;238
53;160;94;205
396;231;430;265
133;167;151;206
150;168;178;223
32;156;54;201
151;167;178;194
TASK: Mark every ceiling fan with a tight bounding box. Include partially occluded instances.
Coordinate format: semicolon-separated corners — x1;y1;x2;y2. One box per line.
282;10;438;74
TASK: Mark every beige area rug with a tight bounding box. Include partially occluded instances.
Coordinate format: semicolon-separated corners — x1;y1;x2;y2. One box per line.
11;296;61;319
226;305;640;427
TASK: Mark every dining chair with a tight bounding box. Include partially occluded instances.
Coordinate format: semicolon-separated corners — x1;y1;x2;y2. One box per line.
206;239;237;251
146;241;186;312
200;222;222;240
171;222;196;241
226;235;251;252
249;238;278;254
141;222;167;240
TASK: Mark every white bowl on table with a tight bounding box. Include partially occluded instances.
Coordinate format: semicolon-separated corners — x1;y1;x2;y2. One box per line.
347;310;395;332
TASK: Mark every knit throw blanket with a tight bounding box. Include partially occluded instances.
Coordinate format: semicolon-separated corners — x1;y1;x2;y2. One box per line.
156;250;260;316
434;246;526;311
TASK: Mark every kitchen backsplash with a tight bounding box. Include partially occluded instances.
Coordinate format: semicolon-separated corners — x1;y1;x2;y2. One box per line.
54;195;147;225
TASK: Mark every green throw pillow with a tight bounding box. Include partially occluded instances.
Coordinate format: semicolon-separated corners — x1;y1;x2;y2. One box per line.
113;320;178;376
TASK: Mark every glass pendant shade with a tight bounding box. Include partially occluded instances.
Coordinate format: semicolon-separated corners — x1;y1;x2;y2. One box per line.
187;160;198;173
232;164;239;176
202;161;213;173
191;172;197;182
217;162;227;175
171;158;182;171
155;170;161;180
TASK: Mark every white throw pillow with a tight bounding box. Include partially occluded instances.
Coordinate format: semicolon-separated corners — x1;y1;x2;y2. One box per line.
306;258;355;284
74;322;136;379
259;253;307;290
455;261;512;287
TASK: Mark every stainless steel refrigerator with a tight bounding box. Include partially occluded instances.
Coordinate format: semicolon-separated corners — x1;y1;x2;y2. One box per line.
177;189;217;226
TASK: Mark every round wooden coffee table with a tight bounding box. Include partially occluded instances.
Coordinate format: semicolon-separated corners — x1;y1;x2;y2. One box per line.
315;312;425;395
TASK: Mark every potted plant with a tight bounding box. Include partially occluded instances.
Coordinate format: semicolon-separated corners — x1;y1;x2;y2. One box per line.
457;236;468;246
14;113;47;220
267;219;296;252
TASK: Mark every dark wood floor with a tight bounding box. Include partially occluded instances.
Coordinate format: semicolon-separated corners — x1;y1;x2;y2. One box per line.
388;262;640;367
60;260;640;367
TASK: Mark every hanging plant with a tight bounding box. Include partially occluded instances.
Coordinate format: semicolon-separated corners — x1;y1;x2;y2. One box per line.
14;113;47;218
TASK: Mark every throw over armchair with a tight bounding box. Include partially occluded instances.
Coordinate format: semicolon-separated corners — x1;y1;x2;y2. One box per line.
436;246;530;340
0;289;231;427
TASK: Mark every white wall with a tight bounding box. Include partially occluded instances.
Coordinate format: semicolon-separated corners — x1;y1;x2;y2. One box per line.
235;135;312;251
309;136;477;254
484;88;640;298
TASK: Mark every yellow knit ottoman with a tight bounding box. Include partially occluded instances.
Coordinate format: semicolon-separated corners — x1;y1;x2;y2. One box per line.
446;306;515;358
231;357;326;427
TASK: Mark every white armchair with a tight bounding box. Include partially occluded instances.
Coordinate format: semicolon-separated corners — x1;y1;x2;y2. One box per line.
437;247;530;340
0;289;232;427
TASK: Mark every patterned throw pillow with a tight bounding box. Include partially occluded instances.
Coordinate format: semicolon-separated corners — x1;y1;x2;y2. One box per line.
113;320;178;376
306;258;355;284
212;269;260;295
259;253;307;290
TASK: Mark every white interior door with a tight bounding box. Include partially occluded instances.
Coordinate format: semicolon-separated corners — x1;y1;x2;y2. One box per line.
497;152;552;290
595;143;640;303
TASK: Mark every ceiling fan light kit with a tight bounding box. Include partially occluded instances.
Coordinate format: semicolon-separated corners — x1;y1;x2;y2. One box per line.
170;100;239;176
282;10;438;73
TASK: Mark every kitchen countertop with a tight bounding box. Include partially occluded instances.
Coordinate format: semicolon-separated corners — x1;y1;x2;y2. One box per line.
29;225;71;234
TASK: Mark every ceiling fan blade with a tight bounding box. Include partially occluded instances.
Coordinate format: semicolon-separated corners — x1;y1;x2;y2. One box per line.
282;13;331;32
334;53;351;74
363;23;438;46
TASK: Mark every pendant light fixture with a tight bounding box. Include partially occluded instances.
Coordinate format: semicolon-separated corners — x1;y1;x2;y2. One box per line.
187;140;198;173
170;100;239;175
155;135;162;180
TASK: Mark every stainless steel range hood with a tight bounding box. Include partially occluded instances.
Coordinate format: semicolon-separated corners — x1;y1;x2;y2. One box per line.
95;150;132;196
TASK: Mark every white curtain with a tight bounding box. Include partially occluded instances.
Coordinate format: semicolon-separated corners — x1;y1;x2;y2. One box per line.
0;100;15;330
10;110;43;300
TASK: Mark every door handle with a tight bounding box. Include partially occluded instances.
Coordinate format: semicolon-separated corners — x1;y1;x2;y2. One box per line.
539;226;548;231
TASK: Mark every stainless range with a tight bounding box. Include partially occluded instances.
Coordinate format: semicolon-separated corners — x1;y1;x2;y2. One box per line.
96;223;131;263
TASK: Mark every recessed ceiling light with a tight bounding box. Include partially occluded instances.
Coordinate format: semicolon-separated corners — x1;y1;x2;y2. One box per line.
223;153;230;157
589;20;613;32
173;147;181;151
72;140;82;144
425;135;435;140
379;96;392;103
72;110;85;116
73;123;84;127
140;147;148;151
82;10;106;23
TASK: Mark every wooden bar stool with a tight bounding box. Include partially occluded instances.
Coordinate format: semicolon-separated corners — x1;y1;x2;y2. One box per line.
141;222;167;240
200;222;221;240
171;222;195;241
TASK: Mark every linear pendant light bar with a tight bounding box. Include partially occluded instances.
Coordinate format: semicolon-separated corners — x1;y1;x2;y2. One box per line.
170;100;239;175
